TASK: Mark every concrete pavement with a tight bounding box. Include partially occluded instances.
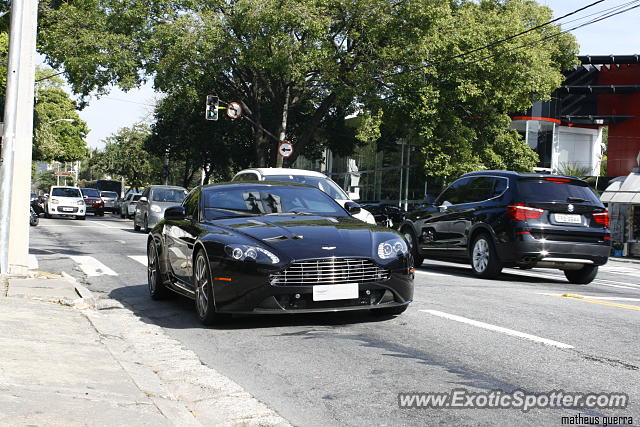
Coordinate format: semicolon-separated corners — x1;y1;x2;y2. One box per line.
0;272;289;426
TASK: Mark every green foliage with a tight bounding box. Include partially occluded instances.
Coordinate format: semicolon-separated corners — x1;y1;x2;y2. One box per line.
91;123;162;188
37;0;578;176
557;162;591;179
35;170;56;194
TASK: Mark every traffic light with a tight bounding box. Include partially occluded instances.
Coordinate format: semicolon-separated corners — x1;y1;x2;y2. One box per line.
205;95;219;121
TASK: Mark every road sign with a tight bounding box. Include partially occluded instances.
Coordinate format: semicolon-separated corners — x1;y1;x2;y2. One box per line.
53;171;73;177
227;102;242;119
278;141;294;158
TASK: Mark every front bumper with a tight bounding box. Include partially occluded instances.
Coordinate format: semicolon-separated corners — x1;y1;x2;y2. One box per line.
48;205;85;216
209;258;414;314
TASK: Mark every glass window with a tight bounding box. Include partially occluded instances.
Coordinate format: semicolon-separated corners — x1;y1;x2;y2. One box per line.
517;179;600;203
80;188;100;198
100;191;118;199
132;194;142;201
202;185;346;219
492;178;508;198
435;178;472;206
234;173;259;182
152;188;187;203
182;189;200;219
263;175;349;200
51;187;81;197
464;177;495;203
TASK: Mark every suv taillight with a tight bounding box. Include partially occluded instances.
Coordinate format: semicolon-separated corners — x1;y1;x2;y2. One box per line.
592;210;609;228
507;203;544;221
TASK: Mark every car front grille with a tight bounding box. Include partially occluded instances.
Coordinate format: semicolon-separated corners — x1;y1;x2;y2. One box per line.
270;258;390;286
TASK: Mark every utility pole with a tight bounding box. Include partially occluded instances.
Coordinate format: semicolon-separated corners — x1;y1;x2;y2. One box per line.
0;0;39;275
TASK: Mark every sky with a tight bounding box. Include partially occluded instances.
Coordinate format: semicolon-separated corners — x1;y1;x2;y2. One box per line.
52;0;640;150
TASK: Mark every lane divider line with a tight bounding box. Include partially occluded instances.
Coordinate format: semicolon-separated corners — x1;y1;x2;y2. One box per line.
545;293;640;311
420;309;574;349
69;255;118;277
128;255;147;266
537;292;640;302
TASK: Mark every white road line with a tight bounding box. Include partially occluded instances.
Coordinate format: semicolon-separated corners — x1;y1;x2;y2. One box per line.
69;255;118;277
505;268;640;290
420;309;574;349
87;220;117;229
129;255;147;266
27;254;38;270
414;270;450;277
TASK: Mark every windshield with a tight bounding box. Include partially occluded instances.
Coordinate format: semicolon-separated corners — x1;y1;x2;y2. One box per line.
132;194;142;201
51;187;81;198
517;179;601;204
152;188;187;203
81;188;100;198
101;191;118;198
202;185;346;220
263;175;349;200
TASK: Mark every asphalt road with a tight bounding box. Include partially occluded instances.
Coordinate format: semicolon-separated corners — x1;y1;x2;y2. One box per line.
29;214;640;426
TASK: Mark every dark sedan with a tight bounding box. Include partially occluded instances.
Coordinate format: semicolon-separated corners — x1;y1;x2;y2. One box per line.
80;188;105;216
147;182;414;325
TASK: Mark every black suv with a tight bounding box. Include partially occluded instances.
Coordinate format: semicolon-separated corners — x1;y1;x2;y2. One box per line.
400;171;611;284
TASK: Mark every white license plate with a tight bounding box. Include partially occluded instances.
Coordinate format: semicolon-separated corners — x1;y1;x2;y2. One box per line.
554;213;581;224
313;283;359;301
61;207;74;212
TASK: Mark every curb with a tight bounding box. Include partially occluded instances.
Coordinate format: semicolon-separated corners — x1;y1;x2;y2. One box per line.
61;271;97;307
608;257;640;266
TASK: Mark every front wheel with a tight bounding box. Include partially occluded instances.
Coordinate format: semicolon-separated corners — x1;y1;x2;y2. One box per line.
142;216;149;233
470;233;503;279
402;227;424;267
30;215;39;226
564;265;598;285
194;251;228;325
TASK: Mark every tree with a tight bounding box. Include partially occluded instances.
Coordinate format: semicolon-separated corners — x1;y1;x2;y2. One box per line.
37;0;578;175
33;70;90;162
92;123;162;189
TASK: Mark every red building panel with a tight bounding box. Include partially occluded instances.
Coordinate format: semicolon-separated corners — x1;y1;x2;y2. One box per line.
597;64;640;176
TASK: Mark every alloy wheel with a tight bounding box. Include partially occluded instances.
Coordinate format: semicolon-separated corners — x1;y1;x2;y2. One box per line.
472;238;490;273
195;255;209;317
148;243;158;294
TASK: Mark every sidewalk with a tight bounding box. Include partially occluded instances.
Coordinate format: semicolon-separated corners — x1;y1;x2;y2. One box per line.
0;272;289;427
608;256;640;265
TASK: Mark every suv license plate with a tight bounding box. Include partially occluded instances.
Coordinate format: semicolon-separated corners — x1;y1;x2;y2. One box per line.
313;283;359;301
554;213;581;224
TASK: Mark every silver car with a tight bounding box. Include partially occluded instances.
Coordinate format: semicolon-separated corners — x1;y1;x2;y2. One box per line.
133;185;187;232
100;191;119;212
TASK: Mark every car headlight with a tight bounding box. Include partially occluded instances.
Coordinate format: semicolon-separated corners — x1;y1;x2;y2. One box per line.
151;205;162;213
377;238;408;259
224;244;280;264
77;200;84;205
50;198;59;204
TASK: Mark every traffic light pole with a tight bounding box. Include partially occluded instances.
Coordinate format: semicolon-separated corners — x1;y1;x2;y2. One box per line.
0;0;39;275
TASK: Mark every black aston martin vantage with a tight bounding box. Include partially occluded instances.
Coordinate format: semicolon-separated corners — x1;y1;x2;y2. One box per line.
147;182;414;325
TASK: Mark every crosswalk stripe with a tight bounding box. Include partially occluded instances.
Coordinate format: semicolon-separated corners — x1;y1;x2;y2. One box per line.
27;254;38;270
128;255;147;266
69;255;118;277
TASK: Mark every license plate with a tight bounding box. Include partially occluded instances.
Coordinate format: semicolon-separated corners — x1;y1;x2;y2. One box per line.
554;213;581;224
313;283;359;301
61;207;74;212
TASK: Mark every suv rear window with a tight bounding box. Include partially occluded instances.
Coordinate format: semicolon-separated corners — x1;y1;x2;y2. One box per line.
517;178;600;204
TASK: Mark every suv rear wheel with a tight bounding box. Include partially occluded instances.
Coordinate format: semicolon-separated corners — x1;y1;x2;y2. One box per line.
470;233;503;279
564;265;598;285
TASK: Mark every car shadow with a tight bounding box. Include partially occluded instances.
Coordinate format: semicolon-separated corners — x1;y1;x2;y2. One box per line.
107;284;397;331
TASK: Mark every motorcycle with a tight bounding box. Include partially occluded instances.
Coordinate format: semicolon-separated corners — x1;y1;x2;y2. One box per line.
30;205;39;226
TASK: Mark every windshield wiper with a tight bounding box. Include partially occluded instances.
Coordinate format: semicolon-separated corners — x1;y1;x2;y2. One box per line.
266;210;315;216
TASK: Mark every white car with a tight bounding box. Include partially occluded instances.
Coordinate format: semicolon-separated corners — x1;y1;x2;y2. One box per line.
232;168;376;224
45;186;86;220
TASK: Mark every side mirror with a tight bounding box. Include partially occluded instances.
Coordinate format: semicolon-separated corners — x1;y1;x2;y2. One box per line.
164;205;186;220
438;205;448;212
140;196;148;202
344;201;361;215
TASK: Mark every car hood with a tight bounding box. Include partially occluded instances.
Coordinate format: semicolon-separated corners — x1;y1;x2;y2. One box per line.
208;214;392;259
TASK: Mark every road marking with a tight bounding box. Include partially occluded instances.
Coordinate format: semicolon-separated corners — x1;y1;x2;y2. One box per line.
505;268;640;290
420;309;574;349
129;255;147;266
27;254;38;270
537;292;640;302
69;255;118;277
414;270;450;277
600;265;639;274
545;293;640;311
